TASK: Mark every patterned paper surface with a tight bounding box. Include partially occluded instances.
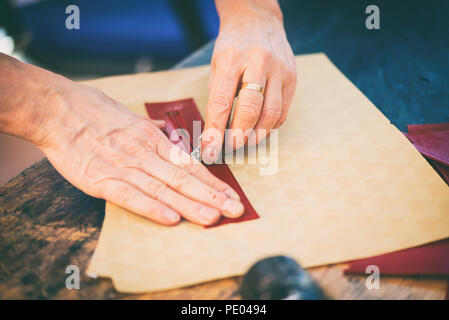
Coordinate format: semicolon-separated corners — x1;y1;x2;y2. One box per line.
85;54;449;293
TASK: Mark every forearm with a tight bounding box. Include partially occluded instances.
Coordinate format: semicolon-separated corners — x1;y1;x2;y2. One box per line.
214;0;283;27
0;53;65;145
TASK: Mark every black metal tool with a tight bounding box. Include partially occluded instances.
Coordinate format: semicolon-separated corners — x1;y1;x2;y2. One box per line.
240;256;327;300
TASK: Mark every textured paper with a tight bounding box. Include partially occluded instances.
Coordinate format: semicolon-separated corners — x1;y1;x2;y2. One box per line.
345;123;449;276
85;54;449;293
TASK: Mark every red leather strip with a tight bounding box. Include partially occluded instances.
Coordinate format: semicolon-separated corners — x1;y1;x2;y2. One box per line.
405;130;449;166
407;123;449;134
344;239;449;276
145;98;259;228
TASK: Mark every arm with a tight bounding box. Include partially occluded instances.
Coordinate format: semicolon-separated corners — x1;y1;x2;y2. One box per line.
0;53;244;226
201;0;297;163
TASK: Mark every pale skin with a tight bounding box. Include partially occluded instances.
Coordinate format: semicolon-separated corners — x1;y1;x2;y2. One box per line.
0;0;296;226
202;0;297;162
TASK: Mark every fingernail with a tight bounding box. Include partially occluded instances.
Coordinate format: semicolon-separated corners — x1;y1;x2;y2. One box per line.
199;206;220;224
202;146;219;164
164;209;180;223
225;189;240;201
222;199;244;218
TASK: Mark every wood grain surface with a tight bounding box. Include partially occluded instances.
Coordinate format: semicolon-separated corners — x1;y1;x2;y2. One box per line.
0;159;447;299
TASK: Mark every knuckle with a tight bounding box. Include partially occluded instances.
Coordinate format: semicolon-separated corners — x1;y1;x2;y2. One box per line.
171;169;190;189
107;153;135;168
209;94;233;115
264;106;282;122
239;105;261;119
239;104;261;118
182;159;200;172
142;124;162;148
116;185;132;203
239;97;262;118
198;206;219;224
253;46;273;64
146;179;166;200
122;142;143;156
213;46;240;65
285;68;298;84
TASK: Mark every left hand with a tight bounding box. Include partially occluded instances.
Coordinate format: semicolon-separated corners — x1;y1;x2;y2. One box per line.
202;7;297;163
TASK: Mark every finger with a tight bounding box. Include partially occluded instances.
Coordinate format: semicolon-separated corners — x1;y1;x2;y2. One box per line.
274;74;296;129
248;77;282;146
202;66;240;164
97;179;180;226
140;152;244;218
155;139;240;200
226;68;267;150
151;119;166;130
116;168;221;226
135;114;166;130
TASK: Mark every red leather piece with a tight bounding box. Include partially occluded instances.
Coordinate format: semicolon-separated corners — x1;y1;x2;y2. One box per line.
407;123;449;134
406;123;449;184
405;130;449;166
344;239;449;276
145;98;259;228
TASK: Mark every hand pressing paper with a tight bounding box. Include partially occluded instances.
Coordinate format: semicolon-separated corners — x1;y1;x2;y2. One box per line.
144;98;259;228
86;54;449;293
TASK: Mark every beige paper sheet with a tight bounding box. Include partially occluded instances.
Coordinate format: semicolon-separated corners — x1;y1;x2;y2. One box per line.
85;53;449;293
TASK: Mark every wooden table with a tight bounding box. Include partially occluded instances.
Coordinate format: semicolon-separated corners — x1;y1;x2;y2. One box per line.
1;0;448;300
0;159;447;300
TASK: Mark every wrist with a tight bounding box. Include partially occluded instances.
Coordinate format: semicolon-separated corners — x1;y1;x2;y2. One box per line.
216;0;283;30
0;54;68;147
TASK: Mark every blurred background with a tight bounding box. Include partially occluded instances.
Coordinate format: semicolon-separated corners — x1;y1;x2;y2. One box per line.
0;0;220;184
0;0;219;74
1;0;448;185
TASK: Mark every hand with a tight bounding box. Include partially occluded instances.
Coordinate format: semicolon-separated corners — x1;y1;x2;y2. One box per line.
202;1;297;163
0;55;245;226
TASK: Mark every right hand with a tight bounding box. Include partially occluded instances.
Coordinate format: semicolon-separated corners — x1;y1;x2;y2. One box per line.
34;79;244;226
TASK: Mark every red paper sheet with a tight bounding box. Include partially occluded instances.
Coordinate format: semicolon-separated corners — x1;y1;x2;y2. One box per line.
345;123;449;279
145;98;259;228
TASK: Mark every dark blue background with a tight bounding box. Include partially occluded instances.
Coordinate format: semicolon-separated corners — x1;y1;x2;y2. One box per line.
176;0;449;132
10;0;449;131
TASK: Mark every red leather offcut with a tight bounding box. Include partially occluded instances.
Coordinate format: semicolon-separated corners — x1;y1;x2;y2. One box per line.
404;128;449;167
344;239;449;276
145;98;259;228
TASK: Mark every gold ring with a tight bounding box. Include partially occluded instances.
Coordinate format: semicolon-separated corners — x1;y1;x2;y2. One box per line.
241;82;265;95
